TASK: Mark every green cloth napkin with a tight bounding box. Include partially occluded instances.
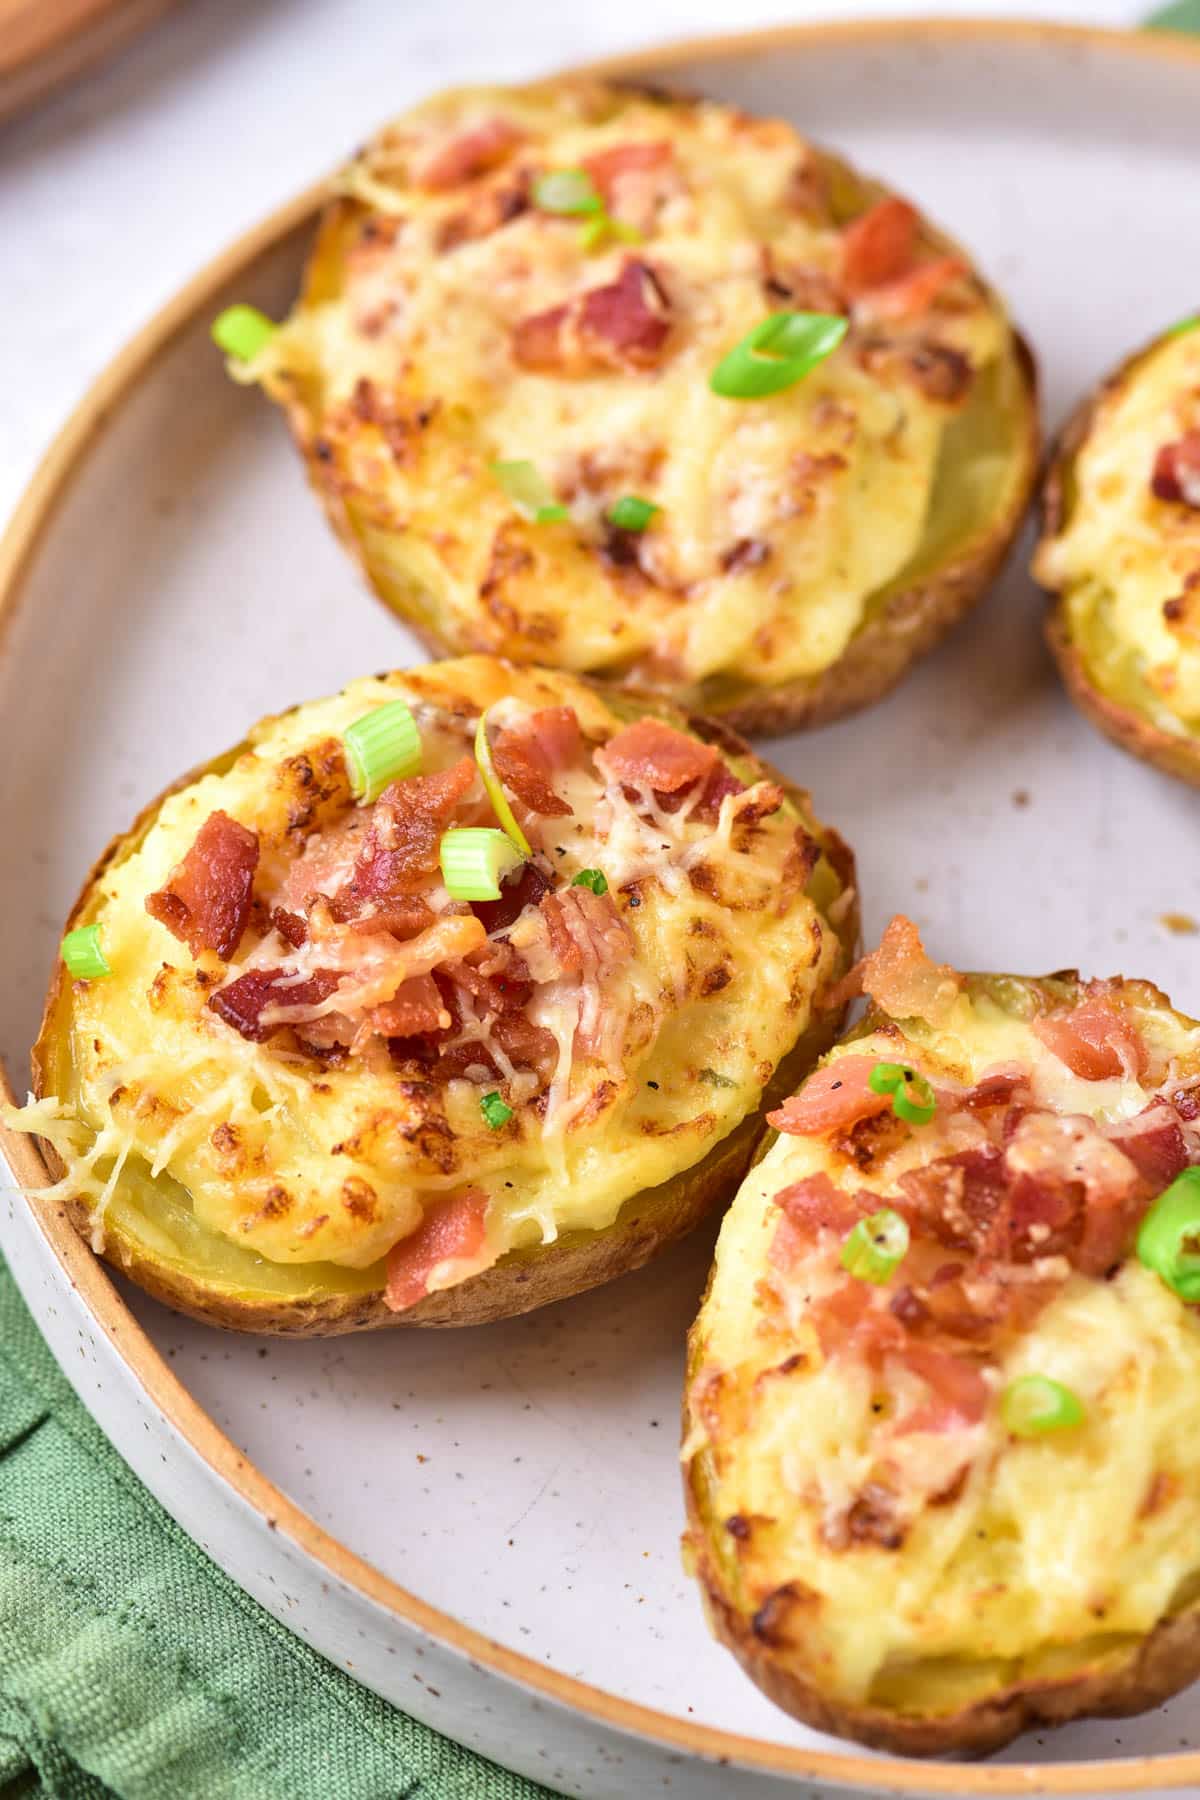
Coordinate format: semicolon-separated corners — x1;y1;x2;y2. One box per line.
0;1257;559;1800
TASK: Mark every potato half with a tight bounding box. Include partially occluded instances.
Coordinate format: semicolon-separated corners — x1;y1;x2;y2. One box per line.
683;917;1200;1754
232;79;1039;736
13;656;857;1335
1035;316;1200;785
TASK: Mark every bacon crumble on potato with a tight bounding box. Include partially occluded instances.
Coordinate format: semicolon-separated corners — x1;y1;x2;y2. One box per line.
237;80;1038;735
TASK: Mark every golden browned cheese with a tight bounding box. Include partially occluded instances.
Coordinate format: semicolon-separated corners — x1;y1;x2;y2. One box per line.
10;657;855;1327
240;81;1035;724
684;970;1200;1753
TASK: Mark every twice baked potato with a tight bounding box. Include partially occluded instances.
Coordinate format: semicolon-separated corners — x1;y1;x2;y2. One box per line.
222;79;1039;736
683;915;1200;1754
8;656;857;1335
1035;314;1200;784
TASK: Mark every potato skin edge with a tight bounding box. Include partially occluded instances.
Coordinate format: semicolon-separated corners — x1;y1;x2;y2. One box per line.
1037;332;1200;789
30;693;859;1335
680;975;1200;1754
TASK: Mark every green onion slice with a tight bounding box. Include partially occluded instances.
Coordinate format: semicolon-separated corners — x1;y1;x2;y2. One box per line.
61;923;111;980
211;304;277;362
840;1208;909;1284
474;708;532;857
441;827;525;902
1166;313;1200;338
1136;1168;1200;1300
344;700;422;804
490;459;569;524
480;1090;514;1130
709;311;848;400
607;496;659;533
572;868;608;895
532;169;604;216
868;1060;936;1126
1000;1374;1085;1438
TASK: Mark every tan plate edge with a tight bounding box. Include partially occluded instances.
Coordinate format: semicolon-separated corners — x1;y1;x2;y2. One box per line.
3;19;1200;1794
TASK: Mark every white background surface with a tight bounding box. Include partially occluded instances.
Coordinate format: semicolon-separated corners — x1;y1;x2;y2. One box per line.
0;0;1138;535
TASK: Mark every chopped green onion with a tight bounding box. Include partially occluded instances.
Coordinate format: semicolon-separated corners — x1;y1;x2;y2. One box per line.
211;304;277;361
490;459;569;524
709;311;848;400
868;1060;936;1126
572;868;608;895
61;923;111;980
1145;0;1200;35
841;1208;909;1284
577;215;642;252
480;1091;514;1130
1000;1375;1085;1437
607;496;659;533
344;700;422;804
440;827;525;902
532;169;604;216
1136;1169;1200;1300
1166;313;1200;338
474;708;532;857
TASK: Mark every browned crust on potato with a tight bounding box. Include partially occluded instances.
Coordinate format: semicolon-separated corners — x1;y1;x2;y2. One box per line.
28;685;859;1335
680;968;1200;1754
1036;329;1200;788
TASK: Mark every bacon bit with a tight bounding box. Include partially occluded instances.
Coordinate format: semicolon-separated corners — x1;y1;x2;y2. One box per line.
1005;1111;1141;1277
145;811;259;961
768;1055;894;1138
539;884;632;981
344;896;437;939
512;258;672;375
1170;1084;1200;1122
471;861;554;935
962;1068;1027;1111
855;257;966;321
490;1009;558;1076
582;139;673;203
894;1344;988;1433
272;907;308;948
692;761;746;825
210;967;340;1042
774;1173;866;1239
899;1146;1008;1253
1033;995;1147;1081
334;757;476;912
1151;431;1200;508
384;1189;493;1312
856;338;973;405
415;118;523;192
840;197;919;296
824;915;963;1026
1107;1102;1189;1187
842;1483;905;1550
811;1277;907;1364
597;717;718;794
369;973;449;1038
492;707;580;819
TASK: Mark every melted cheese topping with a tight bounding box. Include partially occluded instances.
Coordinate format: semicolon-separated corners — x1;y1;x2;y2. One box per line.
256;80;1021;700
1035;325;1200;728
687;980;1200;1714
17;657;845;1295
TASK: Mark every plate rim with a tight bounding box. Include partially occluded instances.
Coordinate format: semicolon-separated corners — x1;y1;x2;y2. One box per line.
4;18;1200;1792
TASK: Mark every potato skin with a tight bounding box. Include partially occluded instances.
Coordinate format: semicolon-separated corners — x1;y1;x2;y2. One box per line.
31;699;858;1336
1037;328;1200;788
268;84;1040;738
681;976;1200;1754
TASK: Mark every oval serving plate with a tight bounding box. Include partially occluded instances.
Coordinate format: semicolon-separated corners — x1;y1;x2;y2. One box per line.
4;20;1200;1799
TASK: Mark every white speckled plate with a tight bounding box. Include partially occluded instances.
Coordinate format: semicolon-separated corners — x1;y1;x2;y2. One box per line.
3;20;1200;1799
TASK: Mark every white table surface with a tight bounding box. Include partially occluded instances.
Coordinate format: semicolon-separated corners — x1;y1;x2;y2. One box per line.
0;0;1138;536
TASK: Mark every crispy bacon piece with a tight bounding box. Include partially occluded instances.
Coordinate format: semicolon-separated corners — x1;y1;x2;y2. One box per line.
1151;431;1200;508
961;1068;1027;1111
1005;1111;1142;1276
692;761;746;824
539;885;632;981
894;1345;988;1433
1033;994;1147;1081
145;811;259;961
385;1189;493;1312
824;914;962;1026
1107;1102;1190;1187
333;758;476;913
840;197;919;296
855;257;965;321
210;967;340;1042
596;717;719;794
492;707;580;819
471;861;554;935
512;259;672;375
415;117;523;192
775;1173;866;1238
369;973;449;1038
271;906;308;948
767;1055;893;1138
898;1146;1008;1254
582;140;673;204
811;1277;907;1364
